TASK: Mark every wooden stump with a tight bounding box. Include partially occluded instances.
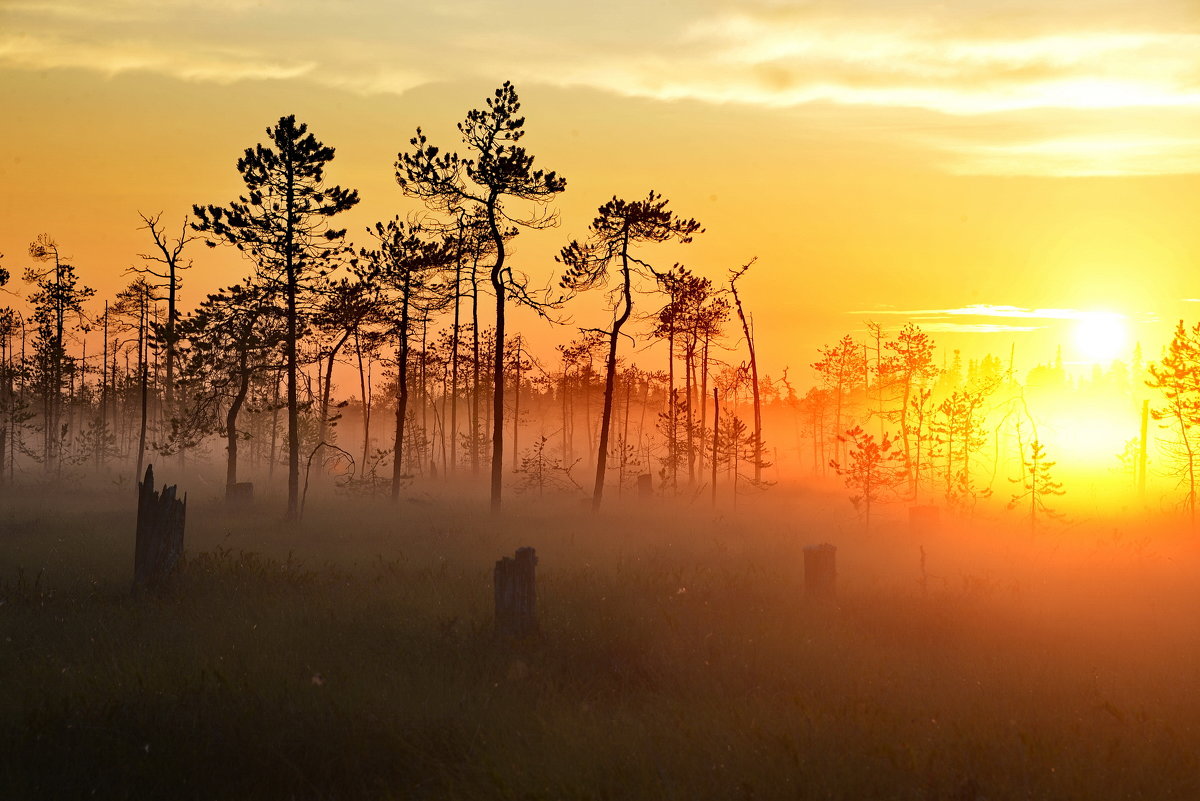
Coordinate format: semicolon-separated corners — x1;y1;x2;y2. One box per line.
494;547;538;640
909;505;940;537
225;481;254;507
804;543;837;601
134;465;186;592
637;474;653;499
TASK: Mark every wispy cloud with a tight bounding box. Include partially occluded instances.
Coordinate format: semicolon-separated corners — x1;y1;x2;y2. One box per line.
848;305;1134;333
909;322;1043;334
0;32;316;83
2;0;1198;175
850;304;1124;321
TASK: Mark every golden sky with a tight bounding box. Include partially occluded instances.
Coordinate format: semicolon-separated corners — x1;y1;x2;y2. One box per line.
2;0;1200;377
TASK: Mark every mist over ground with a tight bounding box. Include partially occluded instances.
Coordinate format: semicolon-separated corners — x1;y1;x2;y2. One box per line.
2;466;1197;799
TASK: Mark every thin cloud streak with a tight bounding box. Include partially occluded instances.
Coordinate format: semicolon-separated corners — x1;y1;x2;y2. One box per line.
909;323;1043;334
850;305;1128;326
3;0;1199;175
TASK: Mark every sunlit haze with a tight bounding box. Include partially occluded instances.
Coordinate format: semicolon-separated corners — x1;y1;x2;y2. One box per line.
4;2;1200;798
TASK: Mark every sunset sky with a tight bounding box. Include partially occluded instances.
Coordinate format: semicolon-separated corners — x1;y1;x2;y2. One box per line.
2;0;1199;377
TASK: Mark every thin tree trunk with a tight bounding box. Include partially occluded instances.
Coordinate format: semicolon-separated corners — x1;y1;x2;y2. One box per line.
284;169;300;520
592;231;632;512
487;199;506;512
711;388;719;507
391;280;412;500
226;348;251;487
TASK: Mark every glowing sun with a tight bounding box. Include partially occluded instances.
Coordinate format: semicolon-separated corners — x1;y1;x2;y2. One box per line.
1073;312;1128;362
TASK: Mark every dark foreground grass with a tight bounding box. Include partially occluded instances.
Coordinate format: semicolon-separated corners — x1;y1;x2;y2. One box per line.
1;483;1199;800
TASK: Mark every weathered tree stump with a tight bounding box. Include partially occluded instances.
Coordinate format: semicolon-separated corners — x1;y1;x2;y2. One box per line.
803;543;837;601
637;473;653;499
134;465;186;592
494;547;538;640
225;481;254;507
909;505;940;537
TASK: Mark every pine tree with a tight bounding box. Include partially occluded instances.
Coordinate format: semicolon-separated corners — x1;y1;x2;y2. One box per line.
194;115;359;519
24;235;95;473
830;425;907;529
1008;439;1065;532
1146;320;1200;525
398;82;566;512
558;191;701;511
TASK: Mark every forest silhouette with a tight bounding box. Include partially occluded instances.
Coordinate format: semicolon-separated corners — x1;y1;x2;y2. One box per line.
0;83;1190;523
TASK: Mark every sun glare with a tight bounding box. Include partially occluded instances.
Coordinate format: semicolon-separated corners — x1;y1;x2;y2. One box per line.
1073;312;1128;363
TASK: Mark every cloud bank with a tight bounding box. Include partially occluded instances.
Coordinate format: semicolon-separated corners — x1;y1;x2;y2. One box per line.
3;0;1198;175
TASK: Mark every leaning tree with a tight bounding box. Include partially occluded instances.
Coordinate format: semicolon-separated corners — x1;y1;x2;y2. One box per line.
397;81;565;512
558;192;701;511
174;281;285;496
194;115;359;519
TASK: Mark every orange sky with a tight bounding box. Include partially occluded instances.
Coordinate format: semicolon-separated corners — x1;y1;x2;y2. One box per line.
2;0;1200;380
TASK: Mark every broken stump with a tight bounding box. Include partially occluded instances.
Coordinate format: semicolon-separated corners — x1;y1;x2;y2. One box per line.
494;547;538;640
134;465;186;593
803;543;837;601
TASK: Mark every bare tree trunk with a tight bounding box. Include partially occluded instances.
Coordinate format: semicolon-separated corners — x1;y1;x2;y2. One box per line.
512;337;522;473
450;248;463;477
711;387;719;507
135;300;149;483
592;233;632;512
355;330;371;473
284;189;300;520
730;265;763;483
318;331;350;474
226;348;250;488
391;282;412;500
486;198;508;512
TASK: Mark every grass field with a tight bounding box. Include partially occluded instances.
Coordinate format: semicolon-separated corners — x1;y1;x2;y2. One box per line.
2;480;1198;800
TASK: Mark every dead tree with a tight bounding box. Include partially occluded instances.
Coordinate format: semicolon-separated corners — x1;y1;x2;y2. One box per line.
134;464;186;592
729;258;764;482
494;547;538;639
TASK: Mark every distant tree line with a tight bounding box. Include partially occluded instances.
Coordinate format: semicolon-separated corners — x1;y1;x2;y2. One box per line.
0;82;1192;528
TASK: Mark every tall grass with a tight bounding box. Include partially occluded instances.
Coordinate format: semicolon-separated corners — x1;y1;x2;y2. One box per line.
1;484;1198;799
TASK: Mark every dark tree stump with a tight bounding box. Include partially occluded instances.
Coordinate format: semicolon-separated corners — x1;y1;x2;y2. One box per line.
909;505;940;537
637;474;653;499
494;547;538;640
134;465;186;592
804;543;837;601
225;481;254;507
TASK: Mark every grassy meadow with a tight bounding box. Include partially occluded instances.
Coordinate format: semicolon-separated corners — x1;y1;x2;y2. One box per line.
1;479;1198;800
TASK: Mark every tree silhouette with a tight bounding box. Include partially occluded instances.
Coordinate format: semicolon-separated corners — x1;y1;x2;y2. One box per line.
25;235;95;473
111;278;160;481
174;282;285;494
931;383;994;510
398;81;566;512
310;274;382;479
194;115;359;519
132;212;196;424
1146;319;1200;525
729;258;765;483
830;425;907;528
360;219;451;499
812;334;867;468
1008;439;1065;532
653;265;718;489
559;191;701;511
881;323;938;493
